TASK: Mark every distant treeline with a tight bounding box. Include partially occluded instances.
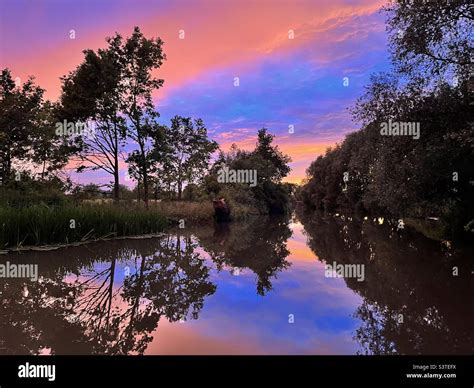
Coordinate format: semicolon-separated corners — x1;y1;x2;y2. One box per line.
297;0;473;237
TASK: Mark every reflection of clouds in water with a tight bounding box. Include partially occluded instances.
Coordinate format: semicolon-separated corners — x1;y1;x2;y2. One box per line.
298;211;474;355
181;315;352;355
277;263;363;310
167;251;362;355
60;219;362;355
151;304;357;355
4;212;470;355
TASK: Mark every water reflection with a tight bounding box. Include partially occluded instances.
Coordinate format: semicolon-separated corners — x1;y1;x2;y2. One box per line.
297;211;474;355
0;237;217;355
0;213;472;354
195;216;292;295
74;235;217;354
0;217;292;354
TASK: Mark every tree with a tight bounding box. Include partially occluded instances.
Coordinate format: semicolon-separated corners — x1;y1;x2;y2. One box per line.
59;35;127;200
71;183;106;200
385;0;472;83
29;101;70;180
120;27;166;208
0;69;70;185
0;69;44;184
157;116;218;200
251;128;292;213
205;129;292;215
60;27;166;205
126;149;158;203
299;0;473;236
254;128;291;183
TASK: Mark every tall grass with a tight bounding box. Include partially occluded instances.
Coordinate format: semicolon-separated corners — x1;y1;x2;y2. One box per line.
152;201;213;221
152;200;257;222
0;204;167;249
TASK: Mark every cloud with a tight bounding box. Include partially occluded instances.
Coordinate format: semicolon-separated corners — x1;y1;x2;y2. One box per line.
0;0;390;184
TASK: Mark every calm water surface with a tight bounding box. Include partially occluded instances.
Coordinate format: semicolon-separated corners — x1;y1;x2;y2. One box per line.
1;215;472;355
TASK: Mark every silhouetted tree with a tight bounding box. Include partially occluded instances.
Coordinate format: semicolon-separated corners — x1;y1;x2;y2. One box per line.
0;69;67;184
156;116;218;200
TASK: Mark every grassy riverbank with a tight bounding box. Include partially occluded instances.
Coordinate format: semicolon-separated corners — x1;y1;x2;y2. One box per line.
0;199;259;249
0;204;167;249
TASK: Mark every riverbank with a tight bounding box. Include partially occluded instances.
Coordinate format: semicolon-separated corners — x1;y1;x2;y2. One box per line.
0;200;259;250
0;232;166;255
0;203;167;249
294;201;474;243
151;200;258;223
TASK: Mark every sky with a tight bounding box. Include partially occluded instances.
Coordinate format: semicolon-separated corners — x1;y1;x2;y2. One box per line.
0;0;391;184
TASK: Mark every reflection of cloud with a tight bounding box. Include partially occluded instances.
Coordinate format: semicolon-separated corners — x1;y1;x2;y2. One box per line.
147;319;265;355
50;222;366;354
122;223;365;354
149;318;357;355
149;242;363;355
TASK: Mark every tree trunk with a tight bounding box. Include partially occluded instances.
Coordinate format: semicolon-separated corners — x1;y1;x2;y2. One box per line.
1;151;11;184
137;138;149;208
113;130;120;202
114;155;120;202
137;181;141;203
41;159;46;181
142;167;149;208
177;180;182;201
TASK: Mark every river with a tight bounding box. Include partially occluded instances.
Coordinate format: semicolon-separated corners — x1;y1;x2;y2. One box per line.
0;214;472;355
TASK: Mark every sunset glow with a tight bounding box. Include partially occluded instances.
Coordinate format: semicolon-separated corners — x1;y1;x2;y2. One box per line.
0;0;389;184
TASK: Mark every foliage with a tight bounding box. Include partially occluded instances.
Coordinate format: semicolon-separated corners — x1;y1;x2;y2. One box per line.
298;0;473;238
0;69;71;184
154;116;218;200
205;128;292;215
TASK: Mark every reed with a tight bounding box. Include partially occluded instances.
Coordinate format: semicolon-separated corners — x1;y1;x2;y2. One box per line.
0;204;167;248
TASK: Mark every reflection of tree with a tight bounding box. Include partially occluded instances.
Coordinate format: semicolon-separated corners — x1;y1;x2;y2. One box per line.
0;235;216;355
298;209;474;354
0;275;92;355
196;216;292;295
353;301;397;355
72;236;216;354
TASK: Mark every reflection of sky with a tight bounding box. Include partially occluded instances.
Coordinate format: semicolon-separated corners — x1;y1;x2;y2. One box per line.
43;218;367;354
145;222;363;355
60;222;364;354
0;0;389;183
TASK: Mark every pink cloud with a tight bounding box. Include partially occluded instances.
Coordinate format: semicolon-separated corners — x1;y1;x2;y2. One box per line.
2;0;386;101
